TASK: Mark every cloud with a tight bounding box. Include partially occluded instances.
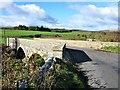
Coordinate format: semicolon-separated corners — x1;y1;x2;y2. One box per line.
0;0;13;9
0;2;118;31
0;16;31;26
66;4;118;30
0;3;58;26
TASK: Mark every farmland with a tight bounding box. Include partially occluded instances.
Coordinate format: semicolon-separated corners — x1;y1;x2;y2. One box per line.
0;29;119;45
0;30;91;44
1;30;90;36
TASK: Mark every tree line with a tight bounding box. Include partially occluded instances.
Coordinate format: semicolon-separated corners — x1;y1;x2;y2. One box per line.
1;25;51;32
1;25;80;32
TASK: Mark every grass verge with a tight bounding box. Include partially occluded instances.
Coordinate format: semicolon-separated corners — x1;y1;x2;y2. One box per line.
101;46;120;53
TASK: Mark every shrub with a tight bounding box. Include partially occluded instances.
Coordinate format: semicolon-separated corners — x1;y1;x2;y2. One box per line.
35;59;84;89
29;53;45;68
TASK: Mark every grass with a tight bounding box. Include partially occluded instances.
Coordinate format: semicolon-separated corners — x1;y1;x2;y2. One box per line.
0;30;91;44
101;46;120;53
0;38;7;45
0;30;91;37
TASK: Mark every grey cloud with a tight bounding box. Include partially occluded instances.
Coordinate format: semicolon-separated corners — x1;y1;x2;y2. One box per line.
40;14;58;24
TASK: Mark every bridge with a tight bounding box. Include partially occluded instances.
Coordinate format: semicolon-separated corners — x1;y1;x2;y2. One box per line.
7;38;118;59
8;38;65;60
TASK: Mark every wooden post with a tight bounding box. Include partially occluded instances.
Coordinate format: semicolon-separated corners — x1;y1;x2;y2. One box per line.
4;29;6;45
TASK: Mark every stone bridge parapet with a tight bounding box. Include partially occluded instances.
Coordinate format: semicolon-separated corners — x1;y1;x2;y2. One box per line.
8;38;118;60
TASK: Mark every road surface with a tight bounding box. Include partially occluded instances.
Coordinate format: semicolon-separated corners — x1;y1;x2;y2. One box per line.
67;47;119;88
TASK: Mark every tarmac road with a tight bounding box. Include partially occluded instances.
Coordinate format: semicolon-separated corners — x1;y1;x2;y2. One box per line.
68;47;119;88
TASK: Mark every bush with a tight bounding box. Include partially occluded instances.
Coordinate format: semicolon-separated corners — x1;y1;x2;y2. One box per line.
2;49;45;88
35;60;84;89
29;53;45;68
53;64;84;89
2;48;84;89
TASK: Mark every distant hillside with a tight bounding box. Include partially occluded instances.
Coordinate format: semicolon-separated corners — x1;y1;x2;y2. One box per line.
51;28;89;32
100;30;119;32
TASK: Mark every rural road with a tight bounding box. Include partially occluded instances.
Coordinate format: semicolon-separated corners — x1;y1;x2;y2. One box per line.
67;47;119;88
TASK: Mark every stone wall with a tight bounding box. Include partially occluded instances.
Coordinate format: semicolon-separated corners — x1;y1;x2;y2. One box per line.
62;44;92;63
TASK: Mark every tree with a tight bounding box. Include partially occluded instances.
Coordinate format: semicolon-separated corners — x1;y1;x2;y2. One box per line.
17;25;28;30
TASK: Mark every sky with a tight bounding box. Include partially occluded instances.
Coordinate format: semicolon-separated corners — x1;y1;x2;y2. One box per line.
0;0;118;31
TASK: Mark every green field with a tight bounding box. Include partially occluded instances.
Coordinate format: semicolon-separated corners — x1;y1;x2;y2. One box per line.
1;30;90;37
0;29;119;45
0;30;91;44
